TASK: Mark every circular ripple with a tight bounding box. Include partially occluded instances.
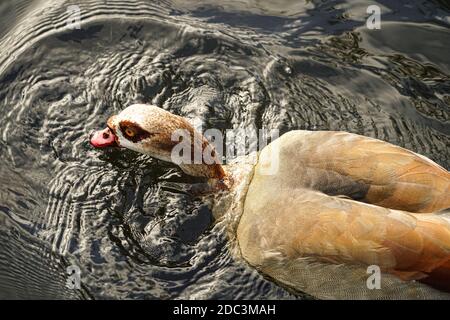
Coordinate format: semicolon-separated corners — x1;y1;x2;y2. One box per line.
0;0;448;299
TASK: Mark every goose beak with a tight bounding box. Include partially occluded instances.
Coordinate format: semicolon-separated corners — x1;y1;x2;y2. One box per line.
90;127;118;148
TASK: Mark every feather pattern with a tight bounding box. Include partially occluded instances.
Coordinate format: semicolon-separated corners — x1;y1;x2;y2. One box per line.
237;130;450;298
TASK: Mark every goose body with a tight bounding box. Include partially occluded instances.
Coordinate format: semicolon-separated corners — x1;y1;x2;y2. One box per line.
91;104;450;299
237;131;450;299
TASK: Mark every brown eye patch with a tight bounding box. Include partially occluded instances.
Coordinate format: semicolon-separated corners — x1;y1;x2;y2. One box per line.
119;120;152;143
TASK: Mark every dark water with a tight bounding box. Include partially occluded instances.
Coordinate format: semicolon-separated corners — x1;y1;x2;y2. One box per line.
0;0;449;299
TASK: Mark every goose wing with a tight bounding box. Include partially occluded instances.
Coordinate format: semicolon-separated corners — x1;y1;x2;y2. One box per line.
238;183;450;297
264;130;450;212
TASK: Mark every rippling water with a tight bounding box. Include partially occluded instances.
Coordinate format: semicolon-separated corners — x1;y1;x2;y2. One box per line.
0;0;449;299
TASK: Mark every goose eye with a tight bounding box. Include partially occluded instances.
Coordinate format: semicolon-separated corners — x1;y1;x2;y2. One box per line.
119;120;151;143
125;128;136;137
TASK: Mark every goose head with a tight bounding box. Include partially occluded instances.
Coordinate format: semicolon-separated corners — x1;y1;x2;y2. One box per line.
90;104;226;182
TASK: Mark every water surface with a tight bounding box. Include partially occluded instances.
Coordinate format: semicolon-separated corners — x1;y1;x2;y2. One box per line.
0;0;449;299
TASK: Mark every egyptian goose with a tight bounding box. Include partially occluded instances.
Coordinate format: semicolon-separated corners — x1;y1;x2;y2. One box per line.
90;104;450;299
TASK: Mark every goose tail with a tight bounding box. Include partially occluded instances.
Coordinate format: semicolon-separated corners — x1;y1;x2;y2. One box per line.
420;259;450;292
414;211;450;292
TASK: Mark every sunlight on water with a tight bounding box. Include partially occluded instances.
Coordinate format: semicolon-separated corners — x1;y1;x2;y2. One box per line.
0;0;448;299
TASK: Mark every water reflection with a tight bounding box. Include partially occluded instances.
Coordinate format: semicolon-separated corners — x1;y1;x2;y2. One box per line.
0;0;448;299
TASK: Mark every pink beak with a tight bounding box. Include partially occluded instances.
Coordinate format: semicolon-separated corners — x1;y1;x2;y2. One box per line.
90;127;118;148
